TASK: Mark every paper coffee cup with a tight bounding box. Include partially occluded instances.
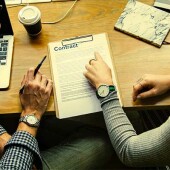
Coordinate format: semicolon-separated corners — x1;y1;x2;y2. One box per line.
18;6;42;36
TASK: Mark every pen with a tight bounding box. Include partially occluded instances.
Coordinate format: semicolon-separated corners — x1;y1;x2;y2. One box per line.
33;55;47;76
19;55;47;94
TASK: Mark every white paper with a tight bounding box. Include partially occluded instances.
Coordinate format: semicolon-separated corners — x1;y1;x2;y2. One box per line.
5;0;21;5
48;33;119;118
154;0;170;10
22;0;51;3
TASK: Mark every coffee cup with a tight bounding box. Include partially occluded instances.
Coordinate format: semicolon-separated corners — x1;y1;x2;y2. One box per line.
18;6;42;36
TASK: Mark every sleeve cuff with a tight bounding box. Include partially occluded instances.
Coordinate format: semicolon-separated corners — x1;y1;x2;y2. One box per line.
99;91;119;107
0;125;7;136
5;131;42;169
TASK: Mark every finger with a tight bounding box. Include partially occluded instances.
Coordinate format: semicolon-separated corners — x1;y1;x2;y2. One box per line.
89;59;96;65
132;86;136;101
83;71;96;87
27;67;35;81
22;83;30;94
94;52;103;61
35;71;42;82
41;75;48;89
137;88;157;99
85;64;96;73
45;79;53;95
136;78;143;84
133;80;148;101
21;75;26;86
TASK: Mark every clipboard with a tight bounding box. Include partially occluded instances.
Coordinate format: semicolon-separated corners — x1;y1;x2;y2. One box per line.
48;33;122;118
61;35;93;46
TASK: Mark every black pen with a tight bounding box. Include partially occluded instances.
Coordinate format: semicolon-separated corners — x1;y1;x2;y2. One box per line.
19;56;47;94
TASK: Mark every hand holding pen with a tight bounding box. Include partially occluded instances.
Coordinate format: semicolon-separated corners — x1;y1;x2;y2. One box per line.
19;56;47;94
19;59;53;119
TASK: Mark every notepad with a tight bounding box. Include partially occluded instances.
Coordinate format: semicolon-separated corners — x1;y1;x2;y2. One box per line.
114;1;170;47
48;33;121;119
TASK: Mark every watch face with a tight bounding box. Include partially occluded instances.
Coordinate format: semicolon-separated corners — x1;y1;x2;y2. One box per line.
27;115;38;125
97;85;110;97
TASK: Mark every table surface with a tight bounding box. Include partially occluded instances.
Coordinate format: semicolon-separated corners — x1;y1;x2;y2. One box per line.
1;0;170;114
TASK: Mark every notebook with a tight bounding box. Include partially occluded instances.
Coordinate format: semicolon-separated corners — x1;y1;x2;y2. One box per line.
114;1;170;47
0;0;14;88
48;33;121;118
154;0;170;11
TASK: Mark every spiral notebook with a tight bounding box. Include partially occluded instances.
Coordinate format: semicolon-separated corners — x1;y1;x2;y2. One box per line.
114;1;170;47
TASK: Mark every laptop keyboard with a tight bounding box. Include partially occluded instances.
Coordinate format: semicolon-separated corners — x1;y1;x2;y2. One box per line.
0;39;8;65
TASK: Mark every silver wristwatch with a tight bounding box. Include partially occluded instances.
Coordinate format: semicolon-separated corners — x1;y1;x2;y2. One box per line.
19;114;40;127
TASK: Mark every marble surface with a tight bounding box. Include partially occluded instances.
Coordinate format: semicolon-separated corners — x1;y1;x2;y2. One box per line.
114;0;170;47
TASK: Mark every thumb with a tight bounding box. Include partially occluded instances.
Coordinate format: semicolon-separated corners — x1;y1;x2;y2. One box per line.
137;88;157;99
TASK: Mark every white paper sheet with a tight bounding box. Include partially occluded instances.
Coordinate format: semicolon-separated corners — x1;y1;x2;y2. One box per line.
5;0;21;5
22;0;51;4
48;33;119;118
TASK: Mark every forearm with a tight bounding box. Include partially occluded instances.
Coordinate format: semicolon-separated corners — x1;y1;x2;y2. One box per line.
0;131;42;170
101;91;170;167
0;113;42;169
17;122;38;137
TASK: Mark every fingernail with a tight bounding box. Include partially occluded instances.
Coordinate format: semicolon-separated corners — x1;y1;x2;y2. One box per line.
137;95;141;99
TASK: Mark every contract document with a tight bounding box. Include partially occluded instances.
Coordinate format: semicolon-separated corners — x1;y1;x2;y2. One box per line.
48;33;120;118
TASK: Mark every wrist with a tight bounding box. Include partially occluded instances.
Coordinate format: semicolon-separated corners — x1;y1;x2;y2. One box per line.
21;110;42;120
17;122;38;137
0;133;11;141
96;82;114;89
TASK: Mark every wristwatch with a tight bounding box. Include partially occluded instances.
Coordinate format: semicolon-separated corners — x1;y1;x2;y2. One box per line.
96;84;115;98
19;114;40;128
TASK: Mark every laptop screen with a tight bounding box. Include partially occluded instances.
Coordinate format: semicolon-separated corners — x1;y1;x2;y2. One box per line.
0;0;13;36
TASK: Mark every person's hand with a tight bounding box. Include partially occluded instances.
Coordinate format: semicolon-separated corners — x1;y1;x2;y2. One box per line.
83;52;113;89
133;74;170;101
19;68;53;120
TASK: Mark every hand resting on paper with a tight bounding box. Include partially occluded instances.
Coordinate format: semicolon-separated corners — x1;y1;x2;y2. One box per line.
83;52;113;89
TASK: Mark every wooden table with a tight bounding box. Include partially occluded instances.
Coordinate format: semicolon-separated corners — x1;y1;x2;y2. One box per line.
1;0;170;114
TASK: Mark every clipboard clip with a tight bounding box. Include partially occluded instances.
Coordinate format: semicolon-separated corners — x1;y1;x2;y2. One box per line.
62;35;93;46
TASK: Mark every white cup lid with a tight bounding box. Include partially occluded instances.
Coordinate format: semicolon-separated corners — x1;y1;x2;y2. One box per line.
18;6;41;25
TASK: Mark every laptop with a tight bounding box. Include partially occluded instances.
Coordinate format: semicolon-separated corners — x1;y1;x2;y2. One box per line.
0;0;14;89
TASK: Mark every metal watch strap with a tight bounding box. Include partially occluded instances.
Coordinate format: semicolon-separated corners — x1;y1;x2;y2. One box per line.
19;114;40;127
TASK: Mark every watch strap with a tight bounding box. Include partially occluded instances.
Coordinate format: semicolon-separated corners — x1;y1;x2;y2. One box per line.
109;85;116;92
